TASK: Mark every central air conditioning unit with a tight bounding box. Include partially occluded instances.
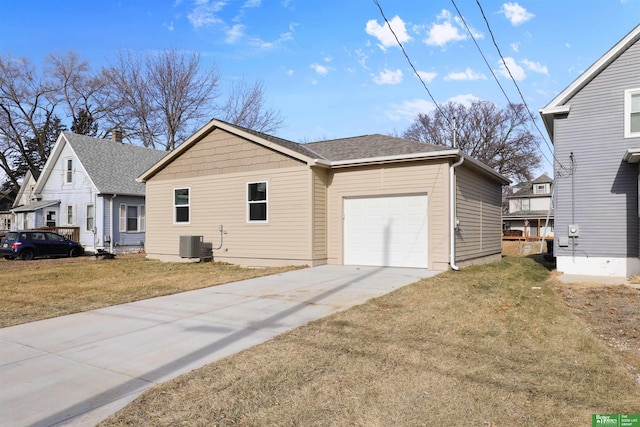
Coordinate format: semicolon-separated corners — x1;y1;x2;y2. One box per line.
179;235;203;258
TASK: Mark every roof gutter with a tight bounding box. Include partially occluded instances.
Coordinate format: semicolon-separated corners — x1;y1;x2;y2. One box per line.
450;155;464;271
327;149;460;168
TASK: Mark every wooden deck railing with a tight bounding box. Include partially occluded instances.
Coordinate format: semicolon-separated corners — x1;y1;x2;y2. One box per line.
35;226;80;242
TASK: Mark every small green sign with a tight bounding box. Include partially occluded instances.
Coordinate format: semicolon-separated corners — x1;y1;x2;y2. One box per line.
593;414;640;427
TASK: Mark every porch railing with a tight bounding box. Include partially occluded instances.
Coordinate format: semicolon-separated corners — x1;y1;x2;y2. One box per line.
35;226;80;242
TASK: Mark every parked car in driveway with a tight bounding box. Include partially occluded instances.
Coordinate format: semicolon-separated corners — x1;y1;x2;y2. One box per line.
0;231;84;260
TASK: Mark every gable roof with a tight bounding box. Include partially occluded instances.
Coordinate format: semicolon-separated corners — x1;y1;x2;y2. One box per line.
139;119;509;184
35;132;167;196
508;172;553;198
540;24;640;140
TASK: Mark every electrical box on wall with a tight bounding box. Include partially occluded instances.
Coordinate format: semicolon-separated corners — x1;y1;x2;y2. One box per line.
558;236;569;247
568;224;580;237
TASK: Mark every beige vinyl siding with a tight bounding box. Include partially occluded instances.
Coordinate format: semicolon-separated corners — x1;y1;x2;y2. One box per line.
311;168;329;263
455;165;503;262
145;166;313;266
326;160;450;270
151;128;302;181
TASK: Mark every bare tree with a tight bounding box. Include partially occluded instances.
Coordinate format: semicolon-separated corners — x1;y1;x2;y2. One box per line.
0;55;60;190
103;49;221;151
47;51;112;138
403;100;541;181
217;78;284;134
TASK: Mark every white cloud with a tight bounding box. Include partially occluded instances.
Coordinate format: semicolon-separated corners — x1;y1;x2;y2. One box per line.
448;93;480;106
242;0;260;7
417;70;437;83
355;49;369;70
310;63;329;76
386;99;435;121
187;0;226;28
500;2;534;26
365;16;411;51
373;68;403;85
424;9;482;47
522;59;548;75
250;31;293;49
497;57;526;81
285;69;294;76
165;21;175;31
510;42;520;52
445;67;486;81
226;24;245;43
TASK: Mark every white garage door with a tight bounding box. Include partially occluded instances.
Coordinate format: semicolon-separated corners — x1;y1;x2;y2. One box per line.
343;195;428;268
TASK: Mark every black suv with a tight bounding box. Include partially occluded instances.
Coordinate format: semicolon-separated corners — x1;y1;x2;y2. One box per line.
0;231;84;261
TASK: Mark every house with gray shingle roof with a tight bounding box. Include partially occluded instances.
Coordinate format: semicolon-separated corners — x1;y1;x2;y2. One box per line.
12;132;166;253
503;172;554;238
139;119;509;270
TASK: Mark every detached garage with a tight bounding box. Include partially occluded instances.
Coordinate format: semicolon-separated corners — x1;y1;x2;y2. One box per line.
139;120;509;270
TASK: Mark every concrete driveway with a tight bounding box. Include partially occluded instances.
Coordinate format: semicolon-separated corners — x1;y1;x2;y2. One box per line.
0;265;441;426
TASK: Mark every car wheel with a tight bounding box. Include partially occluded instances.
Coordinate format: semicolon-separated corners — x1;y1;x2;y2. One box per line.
20;249;34;261
69;247;81;258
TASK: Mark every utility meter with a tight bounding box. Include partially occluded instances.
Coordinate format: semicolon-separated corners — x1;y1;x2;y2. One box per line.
568;224;580;237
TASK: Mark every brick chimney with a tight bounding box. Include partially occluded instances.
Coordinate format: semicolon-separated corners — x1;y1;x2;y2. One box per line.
112;129;123;143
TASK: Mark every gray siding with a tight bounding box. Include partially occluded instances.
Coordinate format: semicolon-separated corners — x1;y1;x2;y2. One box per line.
554;40;640;258
455;165;503;262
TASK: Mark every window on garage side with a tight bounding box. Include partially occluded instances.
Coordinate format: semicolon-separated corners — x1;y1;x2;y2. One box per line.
247;181;267;222
175;188;190;223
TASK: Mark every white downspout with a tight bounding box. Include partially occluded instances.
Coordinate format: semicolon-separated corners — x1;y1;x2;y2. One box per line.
110;194;117;253
450;155;464;271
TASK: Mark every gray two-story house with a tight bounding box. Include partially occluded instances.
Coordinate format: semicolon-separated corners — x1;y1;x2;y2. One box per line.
540;24;640;277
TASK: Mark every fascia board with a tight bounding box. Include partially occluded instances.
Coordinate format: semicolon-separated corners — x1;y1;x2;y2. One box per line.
33;132;67;193
541;25;640;113
138;119;316;182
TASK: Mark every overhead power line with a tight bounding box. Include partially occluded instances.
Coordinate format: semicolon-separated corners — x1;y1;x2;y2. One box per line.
372;0;454;130
472;0;566;172
449;0;559;171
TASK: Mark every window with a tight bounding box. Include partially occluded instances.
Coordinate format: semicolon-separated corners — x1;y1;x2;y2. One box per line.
119;204;145;232
521;198;530;211
64;204;76;225
65;158;73;183
174;188;190;223
86;204;95;232
534;184;547;195
247;182;267;222
625;89;640;138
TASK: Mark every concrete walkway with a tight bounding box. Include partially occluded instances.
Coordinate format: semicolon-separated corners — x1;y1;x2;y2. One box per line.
0;265;441;427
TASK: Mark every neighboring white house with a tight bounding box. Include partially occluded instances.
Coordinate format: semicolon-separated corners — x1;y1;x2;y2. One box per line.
11;132;166;254
503;172;554;238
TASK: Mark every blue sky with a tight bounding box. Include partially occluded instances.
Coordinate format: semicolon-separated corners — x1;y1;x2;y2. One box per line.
1;0;639;174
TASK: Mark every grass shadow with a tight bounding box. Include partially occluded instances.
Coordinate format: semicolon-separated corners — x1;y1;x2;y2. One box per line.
527;253;556;272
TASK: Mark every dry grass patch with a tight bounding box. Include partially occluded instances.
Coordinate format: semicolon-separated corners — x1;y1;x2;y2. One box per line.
0;254;299;327
102;256;640;426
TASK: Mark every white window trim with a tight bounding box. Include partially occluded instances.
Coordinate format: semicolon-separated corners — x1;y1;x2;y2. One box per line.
624;88;640;138
86;204;94;232
174;188;190;224
64;157;73;184
65;204;76;225
119;203;145;233
247;181;268;223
